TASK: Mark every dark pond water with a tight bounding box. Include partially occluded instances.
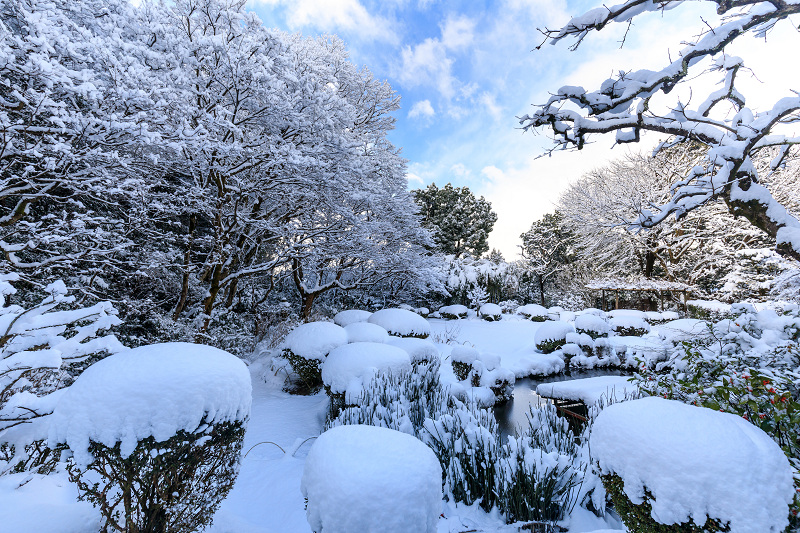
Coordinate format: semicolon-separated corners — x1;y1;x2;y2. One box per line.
494;368;631;438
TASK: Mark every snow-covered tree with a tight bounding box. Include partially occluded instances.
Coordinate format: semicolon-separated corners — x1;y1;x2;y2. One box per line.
413;183;498;258
519;211;579;306
521;0;800;261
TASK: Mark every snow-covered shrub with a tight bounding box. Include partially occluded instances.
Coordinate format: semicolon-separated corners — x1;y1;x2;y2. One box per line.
0;276;124;473
517;303;549;321
344;322;389;344
50;343;251;533
387;337;440;368
281;322;347;391
574;313;609;339
609;316;650;337
439;304;468;320
322;342;411;411
302;425;442;533
333;309;372;327
416;307;431;318
368;308;431;338
591;398;793;533
534;321;574;353
687;299;732;321
499;299;520;314
450;345;479;381
479;302;502;321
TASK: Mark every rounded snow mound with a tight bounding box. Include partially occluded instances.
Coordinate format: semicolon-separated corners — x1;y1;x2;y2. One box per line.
344;322;389;344
333;309;372;327
590;397;794;532
534;321;574;344
479;303;502;318
517;303;548;319
322;342;411;395
387;337;440;365
368;308;431;338
302;425;442;533
450;345;479;364
609;315;650;335
607;308;647;319
439;304;468;317
283;321;348;360
575;314;609;336
49;342;252;466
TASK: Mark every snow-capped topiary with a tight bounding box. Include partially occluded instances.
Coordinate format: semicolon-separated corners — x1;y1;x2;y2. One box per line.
333;309;372;327
661;311;680;321
607;309;647;319
302;425;442;533
344;322;389;344
609;316;650;337
479;302;502;321
49;343;251;533
645;311;664;323
534;321;575;353
575;313;610;339
368;308;431;338
322;342;411;398
517;303;549;321
281;321;348;390
450;345;479;381
387;337;440;366
590;397;794;533
559;310;576;322
439;304;469;320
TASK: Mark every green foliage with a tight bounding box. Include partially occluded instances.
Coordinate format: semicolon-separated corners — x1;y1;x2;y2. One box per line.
413;183;498;258
67;418;246;533
612;325;649;337
451;360;472;381
440;311;467;320
282;349;324;393
536;338;567;354
602;474;730;532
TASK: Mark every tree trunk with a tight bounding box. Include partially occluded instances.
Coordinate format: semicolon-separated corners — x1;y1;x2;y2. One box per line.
301;293;316;321
173;214;196;320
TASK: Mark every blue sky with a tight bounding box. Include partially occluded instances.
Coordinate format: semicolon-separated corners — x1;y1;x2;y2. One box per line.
249;0;800;258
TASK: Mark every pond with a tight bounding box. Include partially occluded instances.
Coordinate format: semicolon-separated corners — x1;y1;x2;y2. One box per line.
494;368;632;438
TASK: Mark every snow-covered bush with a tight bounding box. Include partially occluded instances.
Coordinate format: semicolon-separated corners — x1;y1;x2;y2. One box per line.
517;303;549;322
302;424;442;533
574;313;609;339
333;309;372;327
438;304;468;320
479;302;502;321
322;342;411;410
609;316;650;337
499;299;520;314
591;397;793;533
449;345;479;382
534;321;574;353
0;276;124;473
387;337;440;368
687;299;733;321
368;308;431;338
344;322;389;344
281;322;348;391
50;343;251;533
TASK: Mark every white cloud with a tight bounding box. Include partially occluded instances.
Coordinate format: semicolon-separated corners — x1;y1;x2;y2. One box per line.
408;99;435;119
406;172;425;185
253;0;397;42
441;15;475;50
398;38;457;98
479;92;503;119
450;163;471;178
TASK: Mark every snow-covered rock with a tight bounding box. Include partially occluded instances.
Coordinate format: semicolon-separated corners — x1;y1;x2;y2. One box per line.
574;314;609;338
479;302;502;321
438;304;469;319
386;337;440;365
368;308;431;338
49;342;251;466
321;342;411;396
333;309;372;327
537;376;637;405
344;322;389;344
302;425;441;533
533;321;574;353
590;397;794;532
283;321;348;360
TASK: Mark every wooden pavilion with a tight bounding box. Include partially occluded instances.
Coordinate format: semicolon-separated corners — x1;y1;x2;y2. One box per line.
586;278;694;312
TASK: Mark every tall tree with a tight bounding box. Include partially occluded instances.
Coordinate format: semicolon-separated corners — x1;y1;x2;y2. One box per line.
413;183;497;258
519;211;577;306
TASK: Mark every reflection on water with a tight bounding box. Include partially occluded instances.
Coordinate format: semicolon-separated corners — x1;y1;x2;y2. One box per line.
494;368;630;438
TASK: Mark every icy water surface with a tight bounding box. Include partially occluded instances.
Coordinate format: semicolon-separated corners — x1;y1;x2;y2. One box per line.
494;368;631;438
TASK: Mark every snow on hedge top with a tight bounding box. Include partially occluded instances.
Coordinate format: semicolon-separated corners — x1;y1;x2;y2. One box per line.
333;309;372;327
450;345;479;364
439;304;468;317
368;308;431;338
607;309;647;319
590;397;793;532
574;314;609;335
49;342;251;466
536;376;637;405
345;322;389;344
479;303;502;316
302;424;441;533
517;303;548;318
387;337;440;364
283;321;348;360
534;321;574;344
321;342;411;395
